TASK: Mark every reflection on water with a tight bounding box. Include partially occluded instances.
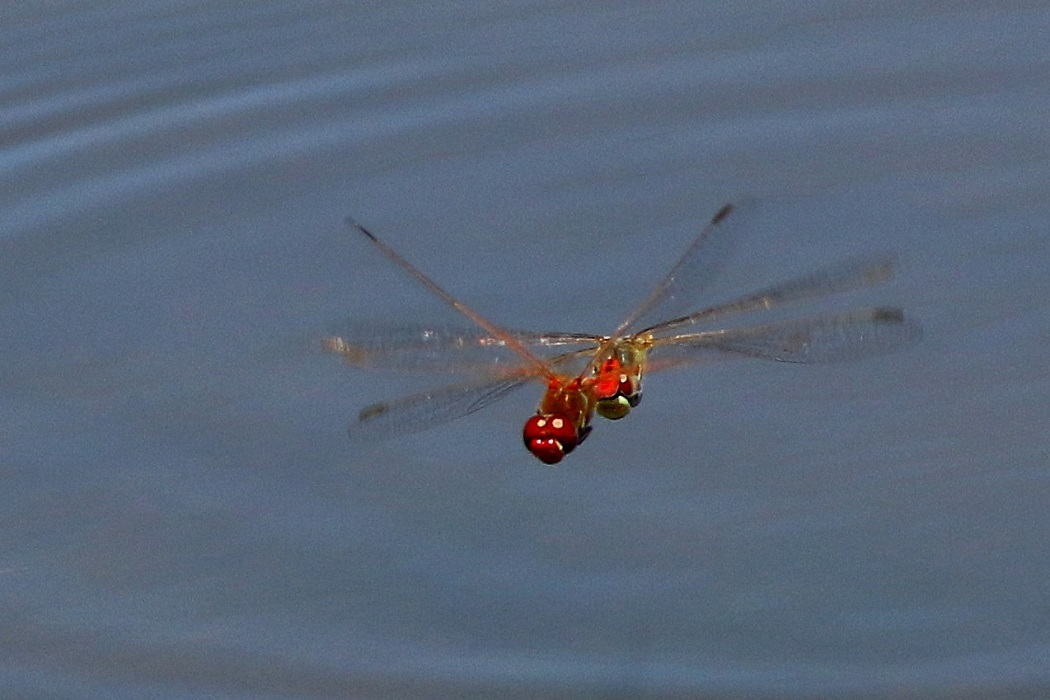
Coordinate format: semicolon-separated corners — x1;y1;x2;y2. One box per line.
3;1;1049;697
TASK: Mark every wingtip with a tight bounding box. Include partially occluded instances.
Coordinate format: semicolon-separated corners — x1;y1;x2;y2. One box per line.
711;203;734;224
358;402;390;423
871;307;924;343
871;307;905;323
345;216;376;241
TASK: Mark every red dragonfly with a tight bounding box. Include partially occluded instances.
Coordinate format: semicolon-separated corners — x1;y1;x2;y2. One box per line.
324;203;920;464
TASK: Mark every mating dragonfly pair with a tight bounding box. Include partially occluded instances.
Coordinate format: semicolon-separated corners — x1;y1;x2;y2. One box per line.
324;203;920;464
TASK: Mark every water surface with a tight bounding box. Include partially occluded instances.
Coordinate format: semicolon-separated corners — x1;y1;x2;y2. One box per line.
2;2;1049;698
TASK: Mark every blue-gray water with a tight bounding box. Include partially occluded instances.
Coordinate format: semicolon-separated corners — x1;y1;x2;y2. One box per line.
3;3;1048;698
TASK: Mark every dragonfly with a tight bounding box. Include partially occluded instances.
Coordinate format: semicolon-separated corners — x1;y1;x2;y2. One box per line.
324;202;921;464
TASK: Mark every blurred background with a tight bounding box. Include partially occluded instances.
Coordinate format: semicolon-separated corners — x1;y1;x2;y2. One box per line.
2;2;1048;698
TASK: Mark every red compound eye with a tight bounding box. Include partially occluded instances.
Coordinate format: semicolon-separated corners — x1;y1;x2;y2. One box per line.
527;437;564;464
523;414;579;464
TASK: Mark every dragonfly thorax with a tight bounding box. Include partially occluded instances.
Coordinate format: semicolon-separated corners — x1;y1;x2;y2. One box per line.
592;354;644;420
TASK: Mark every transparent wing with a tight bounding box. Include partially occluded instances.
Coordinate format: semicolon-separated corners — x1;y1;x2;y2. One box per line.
643;252;897;337
348;374;534;440
649;308;921;367
612;201;751;339
323;321;603;372
345;347;596;440
351;219;557;379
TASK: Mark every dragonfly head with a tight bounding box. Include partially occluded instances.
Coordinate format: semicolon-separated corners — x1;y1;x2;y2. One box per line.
523;413;590;465
595;393;639;420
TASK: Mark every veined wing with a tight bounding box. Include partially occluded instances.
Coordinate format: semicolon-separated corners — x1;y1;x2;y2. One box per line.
609;201;747;339
648;307;921;367
352;219;558;379
323;321;603;372
346;347;596;440
642;252;897;337
348;374;533;440
577;201;750;380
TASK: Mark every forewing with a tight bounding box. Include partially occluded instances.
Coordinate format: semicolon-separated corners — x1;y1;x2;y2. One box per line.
613;201;752;338
644;252;897;337
324;321;601;372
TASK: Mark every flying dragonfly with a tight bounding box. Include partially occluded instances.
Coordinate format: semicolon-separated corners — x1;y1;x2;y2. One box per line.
324;203;921;464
